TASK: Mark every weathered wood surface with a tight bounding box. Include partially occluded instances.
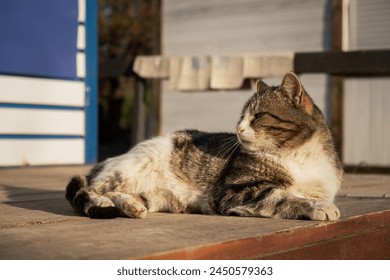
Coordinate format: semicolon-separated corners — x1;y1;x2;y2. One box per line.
294;51;390;76
0;166;389;260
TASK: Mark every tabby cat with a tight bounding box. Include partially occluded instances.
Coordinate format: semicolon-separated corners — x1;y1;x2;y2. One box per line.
66;72;343;221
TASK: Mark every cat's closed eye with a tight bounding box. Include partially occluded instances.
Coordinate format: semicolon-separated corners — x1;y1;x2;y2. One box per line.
253;112;265;120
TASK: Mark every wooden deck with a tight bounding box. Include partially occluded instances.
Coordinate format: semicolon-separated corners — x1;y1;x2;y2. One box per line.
0;166;389;260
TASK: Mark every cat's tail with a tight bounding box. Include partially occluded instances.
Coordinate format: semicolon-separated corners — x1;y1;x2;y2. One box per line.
65;175;120;219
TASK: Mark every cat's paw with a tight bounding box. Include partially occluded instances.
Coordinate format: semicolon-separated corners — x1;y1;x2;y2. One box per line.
92;196;115;207
121;200;148;219
312;201;340;221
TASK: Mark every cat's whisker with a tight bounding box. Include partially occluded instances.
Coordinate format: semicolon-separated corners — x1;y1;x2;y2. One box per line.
216;135;239;150
218;139;241;167
215;138;237;154
212;139;236;157
214;137;240;160
225;141;240;164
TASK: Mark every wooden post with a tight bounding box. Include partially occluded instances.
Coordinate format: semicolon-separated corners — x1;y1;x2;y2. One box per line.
132;76;146;145
147;79;162;138
331;0;344;159
331;76;343;158
151;0;162;137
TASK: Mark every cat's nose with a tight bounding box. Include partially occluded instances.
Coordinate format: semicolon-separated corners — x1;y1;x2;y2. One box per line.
237;127;245;134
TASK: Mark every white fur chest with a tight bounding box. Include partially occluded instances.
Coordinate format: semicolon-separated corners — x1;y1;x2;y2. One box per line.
282;136;341;202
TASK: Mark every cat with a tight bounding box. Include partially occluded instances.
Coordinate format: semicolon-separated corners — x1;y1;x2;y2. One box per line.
66;72;343;221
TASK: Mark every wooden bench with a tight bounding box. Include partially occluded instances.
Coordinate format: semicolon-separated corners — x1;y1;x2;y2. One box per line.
0;166;388;259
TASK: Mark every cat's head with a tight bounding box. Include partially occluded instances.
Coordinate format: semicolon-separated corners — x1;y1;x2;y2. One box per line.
237;72;326;153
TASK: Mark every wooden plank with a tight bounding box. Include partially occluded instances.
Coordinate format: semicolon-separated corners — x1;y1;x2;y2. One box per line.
133;56;169;79
343;78;390;167
77;25;86;49
0;197;388;259
0;75;85;107
0;166;389;259
355;0;390;50
0;165;91;190
0;108;85;135
163;0;327;56
78;0;86;22
76;52;86;78
0;139;85;166
243;53;293;78
294;50;390;76
142;210;390;260
210;56;244;89
259;226;389;259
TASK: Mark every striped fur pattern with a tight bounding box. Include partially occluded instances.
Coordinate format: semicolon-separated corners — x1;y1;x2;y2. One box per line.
66;72;343;221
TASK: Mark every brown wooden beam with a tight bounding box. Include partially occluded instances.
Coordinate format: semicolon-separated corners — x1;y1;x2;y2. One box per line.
140;210;390;260
294;50;390;76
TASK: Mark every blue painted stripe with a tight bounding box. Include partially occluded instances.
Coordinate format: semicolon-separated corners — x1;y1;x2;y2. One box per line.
84;0;98;164
0;103;84;111
0;134;84;139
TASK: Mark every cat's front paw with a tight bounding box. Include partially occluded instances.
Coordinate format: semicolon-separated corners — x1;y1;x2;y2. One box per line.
121;200;148;219
312;201;340;221
92;196;115;207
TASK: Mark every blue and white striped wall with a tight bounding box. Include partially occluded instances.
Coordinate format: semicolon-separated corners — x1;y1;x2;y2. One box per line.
0;0;97;166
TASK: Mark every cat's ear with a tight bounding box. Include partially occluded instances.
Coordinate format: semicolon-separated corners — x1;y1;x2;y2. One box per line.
255;79;269;93
280;72;314;115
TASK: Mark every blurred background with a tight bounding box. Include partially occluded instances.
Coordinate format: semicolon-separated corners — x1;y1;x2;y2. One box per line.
0;0;389;171
98;0;161;159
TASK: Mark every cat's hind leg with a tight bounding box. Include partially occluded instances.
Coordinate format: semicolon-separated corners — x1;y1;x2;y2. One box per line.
66;175;121;219
105;192;148;219
220;186;340;221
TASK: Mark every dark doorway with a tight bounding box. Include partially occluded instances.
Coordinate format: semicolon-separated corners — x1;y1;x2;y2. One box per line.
98;0;161;160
